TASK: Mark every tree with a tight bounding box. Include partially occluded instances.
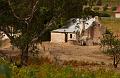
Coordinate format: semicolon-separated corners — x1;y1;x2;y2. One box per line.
103;4;108;11
0;0;93;66
96;0;102;6
112;6;117;11
88;0;97;8
0;0;65;66
101;29;120;68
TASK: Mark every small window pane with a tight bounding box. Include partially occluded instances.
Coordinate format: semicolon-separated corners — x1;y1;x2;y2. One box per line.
70;34;72;38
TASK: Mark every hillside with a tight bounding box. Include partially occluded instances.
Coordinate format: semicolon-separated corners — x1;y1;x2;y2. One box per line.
102;0;120;6
100;17;120;33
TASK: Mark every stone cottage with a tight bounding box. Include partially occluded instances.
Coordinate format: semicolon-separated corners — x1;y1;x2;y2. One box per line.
51;17;104;45
51;18;80;43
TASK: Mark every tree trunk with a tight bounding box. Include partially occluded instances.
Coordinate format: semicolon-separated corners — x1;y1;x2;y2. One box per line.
113;56;117;68
114;64;117;68
20;45;29;66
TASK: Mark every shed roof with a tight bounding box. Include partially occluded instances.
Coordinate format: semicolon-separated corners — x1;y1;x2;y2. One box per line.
52;18;80;33
52;18;96;33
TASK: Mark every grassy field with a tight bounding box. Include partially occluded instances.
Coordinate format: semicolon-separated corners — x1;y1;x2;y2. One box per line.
100;17;120;33
0;58;120;78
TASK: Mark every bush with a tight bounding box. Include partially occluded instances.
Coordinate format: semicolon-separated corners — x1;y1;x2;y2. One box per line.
112;6;117;11
103;4;108;11
100;12;111;17
93;7;100;11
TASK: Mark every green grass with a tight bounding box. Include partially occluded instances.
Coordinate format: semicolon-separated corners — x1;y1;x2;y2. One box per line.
8;64;120;78
0;58;120;78
100;17;120;33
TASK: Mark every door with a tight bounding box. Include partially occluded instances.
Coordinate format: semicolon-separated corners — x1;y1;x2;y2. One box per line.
65;33;68;42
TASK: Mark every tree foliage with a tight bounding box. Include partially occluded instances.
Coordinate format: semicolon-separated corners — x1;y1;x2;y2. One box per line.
101;29;120;68
0;0;97;66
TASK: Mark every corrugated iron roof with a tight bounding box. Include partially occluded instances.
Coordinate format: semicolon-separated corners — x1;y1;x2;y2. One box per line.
52;18;96;33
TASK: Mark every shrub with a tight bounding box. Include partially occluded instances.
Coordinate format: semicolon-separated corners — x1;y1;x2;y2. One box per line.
112;6;117;11
100;12;111;17
93;7;100;11
103;4;108;11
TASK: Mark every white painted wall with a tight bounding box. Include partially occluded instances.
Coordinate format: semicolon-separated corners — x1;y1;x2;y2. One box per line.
115;13;120;18
0;31;9;40
67;33;76;41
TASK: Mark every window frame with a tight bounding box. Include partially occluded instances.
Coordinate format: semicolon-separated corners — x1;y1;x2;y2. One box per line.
70;34;72;38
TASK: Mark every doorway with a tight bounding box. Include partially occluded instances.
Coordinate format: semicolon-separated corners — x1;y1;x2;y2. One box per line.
65;33;68;42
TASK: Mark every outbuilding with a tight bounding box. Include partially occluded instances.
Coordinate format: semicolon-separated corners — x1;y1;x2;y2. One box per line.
115;6;120;18
51;18;79;43
51;17;103;45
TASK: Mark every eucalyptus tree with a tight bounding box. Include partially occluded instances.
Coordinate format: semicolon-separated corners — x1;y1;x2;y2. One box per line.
0;0;65;65
0;0;92;66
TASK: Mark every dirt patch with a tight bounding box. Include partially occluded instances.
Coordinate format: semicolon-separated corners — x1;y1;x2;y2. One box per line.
1;39;12;49
0;41;112;66
42;42;112;65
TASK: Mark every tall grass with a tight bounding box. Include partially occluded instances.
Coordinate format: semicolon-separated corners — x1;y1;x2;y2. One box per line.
0;58;120;78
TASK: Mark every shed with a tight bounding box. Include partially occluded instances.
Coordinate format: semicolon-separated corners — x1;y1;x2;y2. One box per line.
115;6;120;18
51;18;80;43
50;17;101;44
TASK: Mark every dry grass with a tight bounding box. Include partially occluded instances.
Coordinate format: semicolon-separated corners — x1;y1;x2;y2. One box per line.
42;42;112;65
100;17;120;33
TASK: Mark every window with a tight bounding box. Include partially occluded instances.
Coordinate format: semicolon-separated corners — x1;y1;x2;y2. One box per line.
70;34;72;38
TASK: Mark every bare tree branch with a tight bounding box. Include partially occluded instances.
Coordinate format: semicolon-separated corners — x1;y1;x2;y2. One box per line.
7;0;23;20
27;0;39;22
8;0;39;22
31;13;62;42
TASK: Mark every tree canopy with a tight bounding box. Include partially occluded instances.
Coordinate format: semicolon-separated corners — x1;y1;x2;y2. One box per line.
0;0;96;65
101;29;120;68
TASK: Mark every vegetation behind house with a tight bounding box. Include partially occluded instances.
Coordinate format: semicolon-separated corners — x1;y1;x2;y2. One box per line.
100;17;120;33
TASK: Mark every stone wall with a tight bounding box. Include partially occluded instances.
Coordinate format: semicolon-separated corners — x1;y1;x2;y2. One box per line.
92;24;103;44
82;23;103;45
51;32;65;43
51;32;77;43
